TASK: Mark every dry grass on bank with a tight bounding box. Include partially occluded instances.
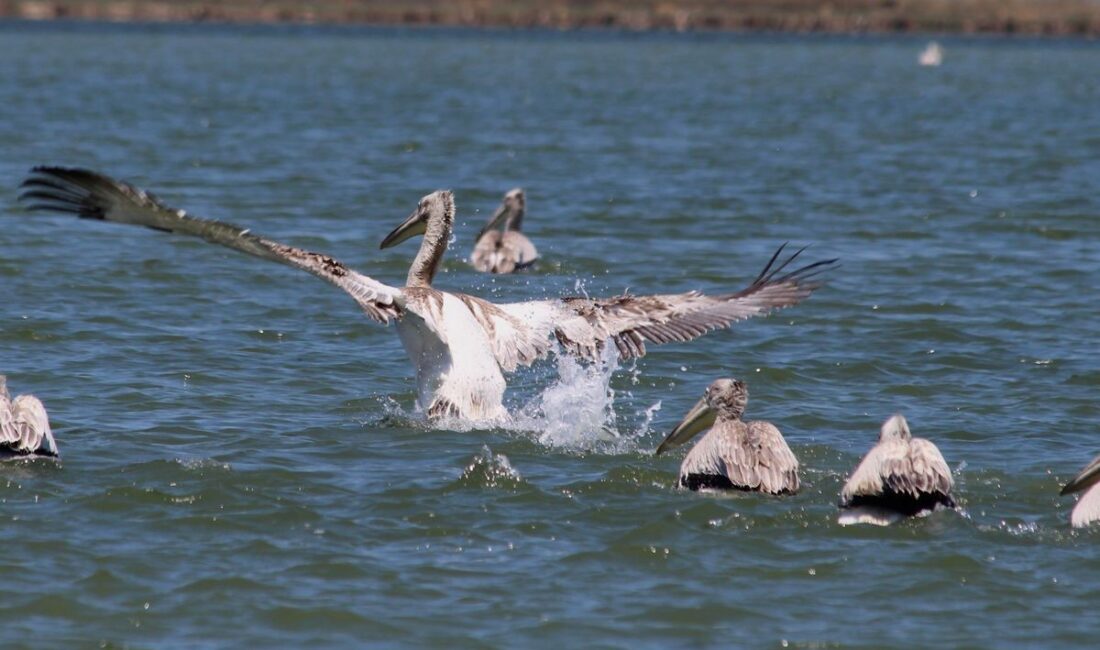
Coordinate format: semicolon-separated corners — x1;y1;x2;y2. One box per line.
3;0;1100;35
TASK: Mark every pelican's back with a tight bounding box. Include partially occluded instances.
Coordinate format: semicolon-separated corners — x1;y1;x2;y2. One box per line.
470;230;538;274
1;392;58;458
679;419;799;494
840;435;954;518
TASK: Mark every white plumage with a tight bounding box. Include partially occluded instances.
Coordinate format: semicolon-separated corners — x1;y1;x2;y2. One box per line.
1061;454;1100;528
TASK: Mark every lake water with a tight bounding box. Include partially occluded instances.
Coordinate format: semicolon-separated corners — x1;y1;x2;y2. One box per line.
2;22;1099;648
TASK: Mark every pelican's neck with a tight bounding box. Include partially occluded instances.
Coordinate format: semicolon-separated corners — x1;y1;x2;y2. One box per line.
715;412;743;427
505;206;524;232
406;213;452;288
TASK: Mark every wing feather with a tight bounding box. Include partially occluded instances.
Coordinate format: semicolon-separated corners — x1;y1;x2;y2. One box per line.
495;243;837;364
470;231;538;274
903;437;954;497
19;167;403;324
679;420;799;494
0;378;57;458
840;438;907;504
11;396;57;457
840;437;953;505
453;293;554;372
746;421;800;494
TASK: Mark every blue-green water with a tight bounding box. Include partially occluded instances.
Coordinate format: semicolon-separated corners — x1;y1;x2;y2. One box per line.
2;22;1100;648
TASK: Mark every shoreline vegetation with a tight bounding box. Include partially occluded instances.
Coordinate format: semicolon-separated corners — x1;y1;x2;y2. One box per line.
3;0;1100;37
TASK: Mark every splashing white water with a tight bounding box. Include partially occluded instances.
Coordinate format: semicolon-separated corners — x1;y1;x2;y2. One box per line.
366;344;662;450
509;346;621;448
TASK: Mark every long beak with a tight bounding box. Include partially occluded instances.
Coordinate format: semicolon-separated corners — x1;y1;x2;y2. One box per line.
655;397;716;456
1062;455;1100;496
475;204;509;241
380;208;426;249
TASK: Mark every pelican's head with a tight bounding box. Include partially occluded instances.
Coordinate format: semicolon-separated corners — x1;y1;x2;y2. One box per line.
655;378;748;456
476;188;526;240
380;190;455;249
879;414;912;442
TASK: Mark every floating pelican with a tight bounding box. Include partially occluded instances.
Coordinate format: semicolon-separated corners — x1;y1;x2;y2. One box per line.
470;188;538;274
1060;454;1100;528
919;42;943;67
0;376;58;459
19;166;836;423
838;414;955;526
655;378;799;494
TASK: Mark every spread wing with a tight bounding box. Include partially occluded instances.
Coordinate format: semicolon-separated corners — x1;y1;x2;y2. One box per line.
454;294;554;372
491;243;837;364
19;167;403;324
1;391;58;458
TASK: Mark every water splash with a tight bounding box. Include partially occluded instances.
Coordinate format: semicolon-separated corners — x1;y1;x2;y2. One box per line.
505;346;662;453
456;445;523;489
364;344;660;450
508;346;621;449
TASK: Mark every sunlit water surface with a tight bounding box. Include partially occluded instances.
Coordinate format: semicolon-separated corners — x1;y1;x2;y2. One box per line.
1;23;1099;648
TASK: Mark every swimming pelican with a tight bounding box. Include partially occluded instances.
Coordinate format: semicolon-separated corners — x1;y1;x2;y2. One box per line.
470;188;538;274
919;42;943;67
1060;454;1100;528
838;414;955;526
655;378;799;494
19;166;837;423
0;376;58;459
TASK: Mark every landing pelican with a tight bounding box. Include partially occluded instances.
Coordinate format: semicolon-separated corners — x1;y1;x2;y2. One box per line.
1060;454;1100;528
0;376;58;459
655;378;799;494
19;166;837;423
838;414;955;526
470;188;538;273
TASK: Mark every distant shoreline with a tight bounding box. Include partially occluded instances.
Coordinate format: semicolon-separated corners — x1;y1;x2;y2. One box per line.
3;1;1100;37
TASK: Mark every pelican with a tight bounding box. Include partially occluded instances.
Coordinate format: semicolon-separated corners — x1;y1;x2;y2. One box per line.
838;414;955;526
0;376;58;459
919;42;943;67
655;378;799;494
1060;454;1100;528
19;166;837;423
469;188;538;274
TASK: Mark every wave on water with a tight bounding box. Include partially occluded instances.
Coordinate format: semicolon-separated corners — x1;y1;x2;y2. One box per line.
455;445;524;490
